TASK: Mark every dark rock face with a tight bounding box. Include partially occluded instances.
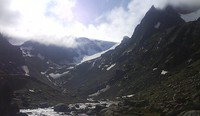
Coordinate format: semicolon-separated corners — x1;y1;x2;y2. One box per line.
64;5;187;96
0;80;23;116
132;5;185;44
62;5;200;115
53;103;70;112
0;34;25;74
94;104;106;112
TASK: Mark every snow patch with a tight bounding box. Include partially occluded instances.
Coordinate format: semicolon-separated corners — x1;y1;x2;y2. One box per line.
154;22;161;29
73;45;102;63
153;68;158;71
22;65;30;76
91;61;96;68
81;44;119;63
67;66;74;69
29;89;34;93
41;72;46;75
87;98;94;102
127;94;135;98
188;59;192;63
49;71;69;79
37;53;45;60
20;46;34;57
161;70;168;75
106;64;116;71
89;85;110;97
181;9;200;22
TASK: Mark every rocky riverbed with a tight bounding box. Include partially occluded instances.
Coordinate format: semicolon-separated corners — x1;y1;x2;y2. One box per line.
20;100;118;116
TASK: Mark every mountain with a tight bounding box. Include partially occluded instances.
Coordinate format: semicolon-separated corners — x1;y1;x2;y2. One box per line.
0;34;117;115
62;5;185;96
61;6;200;115
1;4;200;115
0;34;79;116
21;37;116;64
20;38;116;86
0;34;25;75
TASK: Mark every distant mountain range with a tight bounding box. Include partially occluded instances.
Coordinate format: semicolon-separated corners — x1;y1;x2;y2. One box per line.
21;38;116;64
20;38;116;86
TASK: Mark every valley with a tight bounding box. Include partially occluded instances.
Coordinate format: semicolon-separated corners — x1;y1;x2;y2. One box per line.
0;5;200;116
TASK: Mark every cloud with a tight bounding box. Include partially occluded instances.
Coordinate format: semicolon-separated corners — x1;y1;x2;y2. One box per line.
0;0;19;25
0;0;200;48
155;0;200;21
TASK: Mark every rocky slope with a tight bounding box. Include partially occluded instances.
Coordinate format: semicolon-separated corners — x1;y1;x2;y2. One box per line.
21;38;115;64
20;38;116;86
1;5;200;116
0;34;82;115
61;6;200;115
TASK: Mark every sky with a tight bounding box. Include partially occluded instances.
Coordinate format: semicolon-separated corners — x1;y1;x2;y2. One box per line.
0;0;200;47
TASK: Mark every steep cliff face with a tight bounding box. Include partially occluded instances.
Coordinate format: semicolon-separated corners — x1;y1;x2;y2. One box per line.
131;6;185;45
62;6;200;111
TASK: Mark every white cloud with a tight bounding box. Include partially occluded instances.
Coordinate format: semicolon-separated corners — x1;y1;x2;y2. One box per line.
181;9;200;22
48;0;76;22
0;0;19;25
0;0;200;47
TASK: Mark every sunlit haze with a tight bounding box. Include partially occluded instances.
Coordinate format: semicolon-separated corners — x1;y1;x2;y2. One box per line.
0;0;200;47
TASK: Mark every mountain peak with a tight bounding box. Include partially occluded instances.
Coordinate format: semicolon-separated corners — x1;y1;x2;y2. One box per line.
131;5;185;44
148;5;156;13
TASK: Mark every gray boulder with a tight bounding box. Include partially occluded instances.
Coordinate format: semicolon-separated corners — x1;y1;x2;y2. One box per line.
53;103;70;112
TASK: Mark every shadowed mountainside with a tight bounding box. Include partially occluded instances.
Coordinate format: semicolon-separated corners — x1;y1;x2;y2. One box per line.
61;6;200;115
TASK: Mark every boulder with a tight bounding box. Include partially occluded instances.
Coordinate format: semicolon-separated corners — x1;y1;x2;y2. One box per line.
70;106;77;111
95;104;107;112
53;103;70;112
39;102;50;108
75;104;80;108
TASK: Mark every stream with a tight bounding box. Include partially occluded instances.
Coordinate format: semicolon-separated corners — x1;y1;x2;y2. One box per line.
20;101;118;116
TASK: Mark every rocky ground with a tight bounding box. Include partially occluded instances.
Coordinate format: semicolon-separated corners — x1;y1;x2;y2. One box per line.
20;97;200;116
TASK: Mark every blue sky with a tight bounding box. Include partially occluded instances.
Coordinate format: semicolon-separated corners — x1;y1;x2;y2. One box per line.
0;0;200;47
72;0;129;24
